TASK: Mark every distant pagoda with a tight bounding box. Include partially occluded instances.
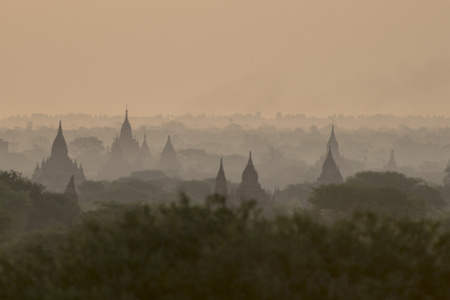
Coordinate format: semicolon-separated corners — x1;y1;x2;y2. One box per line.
134;133;152;170
63;174;78;202
111;108;140;164
237;152;268;202
32;121;85;193
385;149;398;172
157;135;181;173
317;147;343;185
99;108;153;180
316;125;352;178
327;125;340;158
214;158;227;196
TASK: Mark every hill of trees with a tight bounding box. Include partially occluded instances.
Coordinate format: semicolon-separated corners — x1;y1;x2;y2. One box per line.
0;170;449;299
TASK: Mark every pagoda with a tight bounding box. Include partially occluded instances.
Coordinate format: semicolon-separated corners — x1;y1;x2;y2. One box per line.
32;122;85;193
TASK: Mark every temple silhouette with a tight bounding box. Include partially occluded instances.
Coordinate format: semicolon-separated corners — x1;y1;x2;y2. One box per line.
317;147;343;185
32;122;85;193
111;108;140;164
385;149;398;172
315;125;359;181
63;174;79;202
236;152;269;202
214;158;227;196
157;135;181;174
134;133;152;170
99;109;152;179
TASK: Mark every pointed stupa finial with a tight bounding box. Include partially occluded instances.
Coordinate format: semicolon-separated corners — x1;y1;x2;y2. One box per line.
386;148;398;171
248;151;253;164
215;158;227;195
58;121;63;135
63;174;78;202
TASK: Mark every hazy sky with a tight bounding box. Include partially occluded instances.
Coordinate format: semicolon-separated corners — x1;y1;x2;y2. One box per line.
1;1;450;118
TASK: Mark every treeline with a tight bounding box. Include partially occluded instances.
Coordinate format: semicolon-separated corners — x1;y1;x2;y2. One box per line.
0;171;78;243
4;113;450;130
0;171;450;298
0;195;450;299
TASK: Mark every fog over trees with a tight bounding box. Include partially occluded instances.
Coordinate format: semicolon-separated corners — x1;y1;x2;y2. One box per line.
1;113;450;298
2;113;450;186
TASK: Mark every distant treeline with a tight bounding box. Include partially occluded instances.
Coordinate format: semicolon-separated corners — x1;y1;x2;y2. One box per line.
3;113;450;130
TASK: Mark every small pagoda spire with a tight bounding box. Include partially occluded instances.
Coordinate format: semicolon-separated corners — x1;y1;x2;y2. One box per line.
51;121;68;158
326;125;339;157
386;149;398;172
317;146;343;185
215;158;227;196
58;120;63;135
63;175;78;202
157;135;180;171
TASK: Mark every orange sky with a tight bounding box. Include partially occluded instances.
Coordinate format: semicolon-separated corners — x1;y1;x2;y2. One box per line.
1;1;450;118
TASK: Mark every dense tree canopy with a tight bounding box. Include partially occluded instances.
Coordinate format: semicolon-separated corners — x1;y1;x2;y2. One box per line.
0;171;79;243
0;195;449;299
309;171;446;219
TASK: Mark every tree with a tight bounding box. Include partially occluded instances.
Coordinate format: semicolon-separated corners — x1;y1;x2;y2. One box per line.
346;171;446;211
69;136;105;157
309;183;424;219
0;196;450;299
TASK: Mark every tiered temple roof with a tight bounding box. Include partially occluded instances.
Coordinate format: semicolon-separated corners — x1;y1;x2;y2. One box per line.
32;122;85;193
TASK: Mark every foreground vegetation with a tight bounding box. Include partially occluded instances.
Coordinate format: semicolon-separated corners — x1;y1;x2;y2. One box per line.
0;195;449;299
0;170;450;299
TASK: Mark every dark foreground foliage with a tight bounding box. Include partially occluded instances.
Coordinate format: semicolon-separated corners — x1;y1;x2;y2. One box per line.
0;171;79;243
310;171;447;219
0;194;450;300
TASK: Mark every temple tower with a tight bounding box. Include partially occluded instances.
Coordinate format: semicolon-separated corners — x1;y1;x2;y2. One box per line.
98;136;131;180
214;158;227;196
135;133;152;170
385;149;398;172
317;147;343;185
237;152;267;202
157;135;181;173
32;122;85;193
327;125;340;160
63;175;78;202
112;108;140;163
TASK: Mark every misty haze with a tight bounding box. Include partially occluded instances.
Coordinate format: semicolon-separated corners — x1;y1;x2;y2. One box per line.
1;1;450;299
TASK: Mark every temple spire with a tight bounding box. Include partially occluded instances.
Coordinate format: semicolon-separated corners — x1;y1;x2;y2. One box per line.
215;158;227;196
51;121;68;158
63;175;78;202
386;149;398;172
238;151;267;202
157;135;180;172
326;124;340;158
317;146;343;185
